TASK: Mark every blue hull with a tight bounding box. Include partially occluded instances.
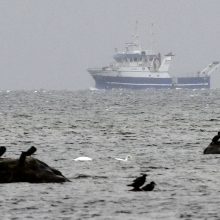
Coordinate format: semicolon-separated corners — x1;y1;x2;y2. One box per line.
93;76;173;89
92;75;210;89
176;76;210;89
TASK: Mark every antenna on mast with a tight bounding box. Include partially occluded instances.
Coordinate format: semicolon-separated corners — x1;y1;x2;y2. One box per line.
150;23;155;52
132;20;140;48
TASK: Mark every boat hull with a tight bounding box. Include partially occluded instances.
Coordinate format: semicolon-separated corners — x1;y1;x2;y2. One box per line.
92;75;173;89
176;76;210;89
91;75;210;89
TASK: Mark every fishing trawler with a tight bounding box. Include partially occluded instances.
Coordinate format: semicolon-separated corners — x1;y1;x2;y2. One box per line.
87;25;219;89
88;37;174;89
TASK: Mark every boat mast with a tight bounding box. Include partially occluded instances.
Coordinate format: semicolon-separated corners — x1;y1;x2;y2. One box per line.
130;20;140;50
150;23;155;52
134;20;139;47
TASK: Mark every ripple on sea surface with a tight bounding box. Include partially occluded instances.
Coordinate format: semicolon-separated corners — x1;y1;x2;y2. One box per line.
0;89;220;219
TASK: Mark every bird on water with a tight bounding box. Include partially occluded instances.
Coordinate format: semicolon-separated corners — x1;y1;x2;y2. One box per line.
114;155;132;162
141;181;156;191
73;157;92;161
127;174;147;189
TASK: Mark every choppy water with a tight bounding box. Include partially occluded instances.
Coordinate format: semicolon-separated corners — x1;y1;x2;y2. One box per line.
0;89;220;219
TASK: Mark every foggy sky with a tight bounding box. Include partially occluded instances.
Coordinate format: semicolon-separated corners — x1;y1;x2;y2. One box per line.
0;0;220;90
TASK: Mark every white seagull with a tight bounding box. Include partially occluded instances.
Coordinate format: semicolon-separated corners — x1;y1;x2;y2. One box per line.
114;155;132;162
73;157;92;161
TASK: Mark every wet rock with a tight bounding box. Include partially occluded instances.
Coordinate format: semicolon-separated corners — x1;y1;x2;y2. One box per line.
203;143;220;154
0;147;70;183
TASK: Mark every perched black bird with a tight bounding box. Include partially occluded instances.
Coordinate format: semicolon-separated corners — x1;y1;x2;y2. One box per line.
25;146;37;156
0;146;6;157
19;146;37;166
141;181;156;191
127;174;147;189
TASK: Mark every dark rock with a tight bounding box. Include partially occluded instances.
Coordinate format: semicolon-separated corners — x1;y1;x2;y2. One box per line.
0;147;70;183
0;146;6;157
204;143;220;154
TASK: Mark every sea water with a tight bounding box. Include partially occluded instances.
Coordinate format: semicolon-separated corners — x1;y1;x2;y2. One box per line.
0;89;220;219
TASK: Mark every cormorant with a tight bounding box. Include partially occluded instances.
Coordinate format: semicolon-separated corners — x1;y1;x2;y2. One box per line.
141;181;156;191
212;131;220;144
127;174;147;189
19;146;37;166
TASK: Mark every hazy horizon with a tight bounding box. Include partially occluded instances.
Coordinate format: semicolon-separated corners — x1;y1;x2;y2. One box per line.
0;0;220;90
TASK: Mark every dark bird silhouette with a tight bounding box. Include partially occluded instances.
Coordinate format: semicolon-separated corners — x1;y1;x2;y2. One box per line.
19;146;37;166
25;146;37;156
0;146;6;157
127;174;147;189
141;181;156;191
